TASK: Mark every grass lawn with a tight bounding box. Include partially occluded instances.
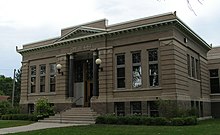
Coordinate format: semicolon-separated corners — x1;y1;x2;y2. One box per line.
9;119;220;135
0;120;34;129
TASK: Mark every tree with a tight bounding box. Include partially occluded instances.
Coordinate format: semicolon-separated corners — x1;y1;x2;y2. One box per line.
14;69;21;105
0;75;13;97
157;0;203;15
0;69;21;105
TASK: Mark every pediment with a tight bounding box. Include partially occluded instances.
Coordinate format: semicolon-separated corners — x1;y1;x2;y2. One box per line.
57;26;106;41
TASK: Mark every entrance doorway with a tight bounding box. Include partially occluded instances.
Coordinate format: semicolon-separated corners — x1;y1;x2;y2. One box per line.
74;58;93;107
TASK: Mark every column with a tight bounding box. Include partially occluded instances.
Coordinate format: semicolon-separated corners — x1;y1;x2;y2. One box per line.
93;50;99;96
68;54;74;97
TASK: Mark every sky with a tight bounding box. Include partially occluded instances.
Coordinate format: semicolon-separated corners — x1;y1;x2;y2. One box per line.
0;0;219;77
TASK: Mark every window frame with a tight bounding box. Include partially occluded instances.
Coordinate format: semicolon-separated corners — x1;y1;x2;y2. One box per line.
210;69;220;93
132;51;142;88
49;63;56;92
116;54;126;89
39;64;46;93
30;65;36;93
148;49;159;87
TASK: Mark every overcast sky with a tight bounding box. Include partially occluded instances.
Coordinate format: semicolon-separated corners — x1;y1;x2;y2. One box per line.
0;0;219;77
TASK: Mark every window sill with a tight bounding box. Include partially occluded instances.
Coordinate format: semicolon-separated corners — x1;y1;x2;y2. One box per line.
113;87;162;92
188;76;201;82
210;93;220;96
28;92;56;96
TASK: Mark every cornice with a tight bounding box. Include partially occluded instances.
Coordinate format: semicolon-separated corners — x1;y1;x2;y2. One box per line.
17;18;211;54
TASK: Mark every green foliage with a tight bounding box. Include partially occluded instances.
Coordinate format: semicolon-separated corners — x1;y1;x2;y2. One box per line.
95;115;197;126
0;69;22;106
34;97;54;118
0;101;20;115
0;75;13;96
1;114;38;121
158;100;198;118
0;101;11;115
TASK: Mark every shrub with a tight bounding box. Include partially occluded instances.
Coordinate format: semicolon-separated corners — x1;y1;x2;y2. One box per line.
171;118;185;126
184;117;197;125
0;101;12;115
34;97;54;118
95;115;197;126
1;114;38;121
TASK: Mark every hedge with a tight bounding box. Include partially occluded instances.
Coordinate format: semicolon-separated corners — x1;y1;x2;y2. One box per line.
96;115;197;126
1;114;38;121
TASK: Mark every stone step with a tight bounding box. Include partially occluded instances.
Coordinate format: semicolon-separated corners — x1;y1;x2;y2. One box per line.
39;107;97;125
38;119;95;124
44;117;95;121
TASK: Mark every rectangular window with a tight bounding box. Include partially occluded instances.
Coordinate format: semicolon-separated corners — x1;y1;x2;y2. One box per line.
148;101;159;117
30;66;36;93
50;64;56;92
148;49;159;87
130;101;142;115
116;54;125;88
132;52;142;88
40;65;46;92
187;54;191;76
195;59;200;79
191;56;195;78
114;102;125;116
28;104;34;114
210;69;220;93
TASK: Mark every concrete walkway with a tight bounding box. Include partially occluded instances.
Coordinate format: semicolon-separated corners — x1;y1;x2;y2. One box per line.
0;122;88;134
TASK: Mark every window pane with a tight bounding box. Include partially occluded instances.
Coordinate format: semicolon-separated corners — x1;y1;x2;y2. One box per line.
50;75;56;92
149;64;159;86
117;68;125;78
117;78;125;88
40;76;45;92
132;52;141;63
115;102;125;116
187;54;191;76
195;59;199;79
30;66;36;75
131;102;141;115
40;65;46;75
133;66;142;88
191;57;195;78
117;55;125;65
210;69;218;77
50;64;56;74
149;50;158;61
30;77;36;93
210;78;220;93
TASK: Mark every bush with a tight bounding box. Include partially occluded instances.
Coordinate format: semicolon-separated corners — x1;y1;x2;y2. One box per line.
184;117;197;125
95;115;197;126
171;118;185;126
1;114;38;121
34;98;54;118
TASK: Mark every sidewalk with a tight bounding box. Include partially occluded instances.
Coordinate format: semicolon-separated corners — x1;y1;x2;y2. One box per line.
0;122;88;134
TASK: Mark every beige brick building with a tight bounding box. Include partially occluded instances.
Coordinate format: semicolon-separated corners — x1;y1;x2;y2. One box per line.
17;12;211;117
208;47;220;118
